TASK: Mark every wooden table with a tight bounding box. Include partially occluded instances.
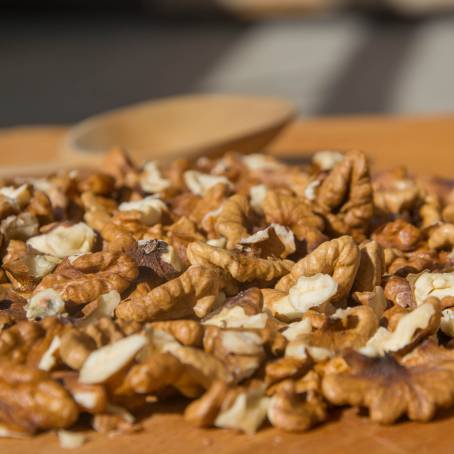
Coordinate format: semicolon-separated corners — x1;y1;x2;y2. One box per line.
1;115;454;453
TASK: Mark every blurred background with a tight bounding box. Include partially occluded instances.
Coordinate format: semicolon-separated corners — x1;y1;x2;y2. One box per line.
1;0;454;127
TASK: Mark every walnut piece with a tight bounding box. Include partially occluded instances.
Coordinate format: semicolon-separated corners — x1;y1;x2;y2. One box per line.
187;241;293;283
414;272;454;306
276;236;359;305
214;384;269;434
266;274;337;321
115;266;229;322
79;334;147;384
0;360;79;433
267;383;326;432
322;345;454;424
36;251;138;305
215;194;250;249
27;223;96;258
315;150;373;236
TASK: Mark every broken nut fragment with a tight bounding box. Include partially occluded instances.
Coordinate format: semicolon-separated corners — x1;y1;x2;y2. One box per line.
276;236;360;306
187;241;293;283
27;223;96;258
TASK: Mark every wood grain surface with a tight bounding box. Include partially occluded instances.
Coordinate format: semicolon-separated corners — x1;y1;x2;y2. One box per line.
1;115;454;453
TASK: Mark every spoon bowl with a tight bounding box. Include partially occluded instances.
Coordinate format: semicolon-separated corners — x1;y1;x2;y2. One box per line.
61;94;296;164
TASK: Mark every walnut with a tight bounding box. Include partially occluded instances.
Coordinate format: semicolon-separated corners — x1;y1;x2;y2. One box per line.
139;161;171;194
57;430;86;449
184;170;232;196
154;337;232;392
353;286;387;319
360;299;440;357
373;219;421;252
267;382;326;432
281;319;313;341
82;317;125;347
148;320;204;347
0;360;79;433
0;194;18;220
214;383;269;434
413;271;454;306
0;184;31;211
3;251;60;292
118;196;167;226
443;203;454;223
59;329;97;370
102;148;138;188
387;249;436;276
187;241;293;283
115;352;186;396
127;239;182;279
265;357;312;387
373;171;420;215
428;223;454;250
266;274;337;321
315;151;373;236
0;320;45;363
0;286;26;327
289;306;378;352
203;288;268;329
322;344;454;423
249;184;267;214
312;150;344;170
419;193;442;228
214;194;250;249
262;190;324;240
51;370;108;414
1;213;39;241
242;153;283;172
78;290;121;327
190;182;228;225
440;309;454;337
77;172;115;196
36;251;138;305
115;266;229;322
239;224;295;259
184;380;231;427
92;405;140;435
83;200;136;253
352;240;385;292
26;289;65;320
79;334;147;384
203;327;266;381
27;223;96;258
384;275;416;308
276;236;360;306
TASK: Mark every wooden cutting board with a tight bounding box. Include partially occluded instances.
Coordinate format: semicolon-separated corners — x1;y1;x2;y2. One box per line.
1;115;454;454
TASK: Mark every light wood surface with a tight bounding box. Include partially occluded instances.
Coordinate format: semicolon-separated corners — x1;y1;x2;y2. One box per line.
1;115;454;453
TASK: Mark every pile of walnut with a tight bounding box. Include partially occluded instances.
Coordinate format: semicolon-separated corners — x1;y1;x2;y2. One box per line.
1;147;454;444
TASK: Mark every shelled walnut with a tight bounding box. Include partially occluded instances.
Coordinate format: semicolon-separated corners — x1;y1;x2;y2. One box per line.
1;147;454;443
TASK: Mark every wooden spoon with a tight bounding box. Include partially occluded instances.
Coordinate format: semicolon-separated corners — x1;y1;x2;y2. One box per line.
0;95;295;177
62;94;295;162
